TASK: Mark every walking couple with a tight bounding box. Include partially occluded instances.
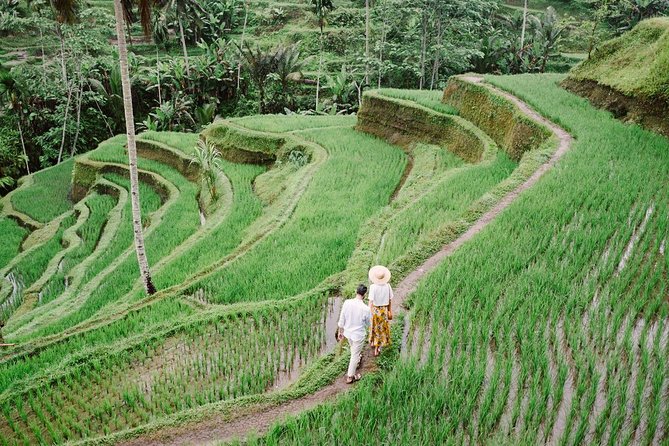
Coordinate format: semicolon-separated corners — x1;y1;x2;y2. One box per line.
336;265;393;384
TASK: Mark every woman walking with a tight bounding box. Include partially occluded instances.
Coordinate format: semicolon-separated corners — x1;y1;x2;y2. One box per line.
368;265;393;357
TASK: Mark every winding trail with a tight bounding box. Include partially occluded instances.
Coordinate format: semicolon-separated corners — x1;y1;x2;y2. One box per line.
121;77;574;446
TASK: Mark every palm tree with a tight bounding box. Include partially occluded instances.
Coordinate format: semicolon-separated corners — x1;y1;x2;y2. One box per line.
311;0;334;111
364;0;370;85
236;41;279;113
536;7;565;72
53;0;157;295
274;42;311;108
237;0;250;90
190;139;222;201
520;0;529;52
0;69;30;174
112;0;157;294
157;0;206;76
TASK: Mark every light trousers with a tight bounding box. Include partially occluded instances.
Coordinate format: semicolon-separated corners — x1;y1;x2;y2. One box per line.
346;336;365;377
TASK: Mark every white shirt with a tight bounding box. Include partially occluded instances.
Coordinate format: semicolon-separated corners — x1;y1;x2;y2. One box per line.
369;283;393;307
338;298;371;342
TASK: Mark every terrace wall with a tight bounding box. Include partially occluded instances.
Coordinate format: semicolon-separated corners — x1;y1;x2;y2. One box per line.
71;138;200;202
201;121;284;165
356;92;488;163
442;76;551;161
562;78;669;138
71;159;170;203
135;139;201;182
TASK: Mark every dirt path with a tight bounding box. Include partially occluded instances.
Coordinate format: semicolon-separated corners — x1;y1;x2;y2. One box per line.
119;77;573;446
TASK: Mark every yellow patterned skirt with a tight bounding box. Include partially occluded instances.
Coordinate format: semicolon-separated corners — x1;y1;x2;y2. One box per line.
369;305;391;348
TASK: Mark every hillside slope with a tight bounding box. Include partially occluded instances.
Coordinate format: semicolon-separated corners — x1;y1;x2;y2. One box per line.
563;17;669;136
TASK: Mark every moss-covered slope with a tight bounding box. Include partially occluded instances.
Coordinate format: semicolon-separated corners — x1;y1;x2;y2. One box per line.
563;17;669;136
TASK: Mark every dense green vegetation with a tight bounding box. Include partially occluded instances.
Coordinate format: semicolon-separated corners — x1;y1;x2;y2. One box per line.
3;0;664;190
39;192;117;306
0;73;543;443
375;88;458;115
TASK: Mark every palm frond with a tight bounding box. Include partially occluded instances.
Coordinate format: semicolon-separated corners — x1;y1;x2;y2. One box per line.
50;0;77;24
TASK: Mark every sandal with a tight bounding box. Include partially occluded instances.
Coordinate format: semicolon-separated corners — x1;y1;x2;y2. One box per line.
346;373;362;384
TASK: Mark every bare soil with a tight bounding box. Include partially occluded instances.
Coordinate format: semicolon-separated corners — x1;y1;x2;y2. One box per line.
120;76;574;446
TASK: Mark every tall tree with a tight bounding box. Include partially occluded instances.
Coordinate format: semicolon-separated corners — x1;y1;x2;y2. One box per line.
520;0;528;51
0;70;30;174
364;0;370;85
418;0;431;90
158;0;206;76
237;0;250;90
236;41;278;113
311;0;334;111
111;0;157;294
50;0;74;164
52;0;157;295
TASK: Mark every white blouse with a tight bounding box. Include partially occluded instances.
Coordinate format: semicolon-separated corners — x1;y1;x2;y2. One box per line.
369;283;393;307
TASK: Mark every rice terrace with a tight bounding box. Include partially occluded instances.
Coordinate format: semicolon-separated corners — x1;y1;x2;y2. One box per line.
0;0;668;445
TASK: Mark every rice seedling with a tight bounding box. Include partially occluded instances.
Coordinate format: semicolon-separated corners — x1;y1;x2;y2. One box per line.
0;214;77;321
0;296;333;443
37;192;117;306
20;136;203;338
150;157;264;289
10;158;74;223
187;127;406;304
378;151;516;265
375;88;458;115
0;218;28;269
138;131;200;155
230;114;356;133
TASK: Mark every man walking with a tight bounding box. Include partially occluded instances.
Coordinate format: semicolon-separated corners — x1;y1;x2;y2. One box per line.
337;284;371;383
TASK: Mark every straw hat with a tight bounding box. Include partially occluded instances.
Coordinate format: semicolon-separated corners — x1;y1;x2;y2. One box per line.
369;265;391;284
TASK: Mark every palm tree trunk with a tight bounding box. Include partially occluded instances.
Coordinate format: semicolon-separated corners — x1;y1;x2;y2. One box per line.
178;16;190;75
237;0;250;90
419;5;428;90
364;0;370;85
17;116;30;175
315;33;323;111
430;18;443;90
112;0;156;295
57;82;73;164
520;0;528;51
55;22;71;165
39;26;46;87
377;8;387;89
56;23;67;87
156;47;162;105
71;61;84;157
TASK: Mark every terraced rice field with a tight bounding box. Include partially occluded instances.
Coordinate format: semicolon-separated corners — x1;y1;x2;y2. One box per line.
0;73;666;445
244;75;669;445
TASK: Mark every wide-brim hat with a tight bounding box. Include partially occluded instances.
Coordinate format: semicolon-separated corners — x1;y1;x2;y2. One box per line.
369;265;391;284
